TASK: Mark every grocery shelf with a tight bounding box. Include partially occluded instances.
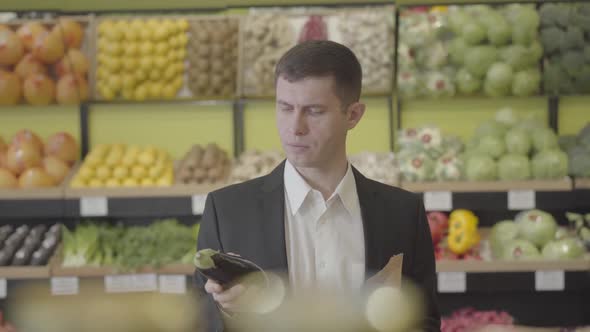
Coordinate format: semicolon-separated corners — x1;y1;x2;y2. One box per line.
436;257;590;273
0;188;65;220
51;263;194;277
575;178;590;190
401;178;573;193
0;266;51;279
62;183;227;218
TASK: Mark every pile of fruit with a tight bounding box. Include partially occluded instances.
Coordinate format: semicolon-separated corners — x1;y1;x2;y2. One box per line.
397;126;465;182
0;224;60;266
0;19;89;105
429;210;482;260
398;4;542;98
187;18;239;97
96;18;188;101
175;143;231;185
61;219;199;271
559;123;590;178
0;130;78;188
441;307;514;332
349;151;399;185
229;150;284;183
461;109;568;181
70;144;173;188
540;2;590;94
490;209;587;260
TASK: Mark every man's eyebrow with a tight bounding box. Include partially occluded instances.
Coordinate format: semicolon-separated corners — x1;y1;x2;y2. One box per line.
277;100;292;106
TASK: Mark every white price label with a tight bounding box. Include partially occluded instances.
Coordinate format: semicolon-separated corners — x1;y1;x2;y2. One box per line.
508;190;535;210
51;277;79;295
105;274;158;293
0;279;6;299
437;272;466;293
159;275;187;294
424;191;453;211
192;194;208;215
80;196;108;217
535;270;564;291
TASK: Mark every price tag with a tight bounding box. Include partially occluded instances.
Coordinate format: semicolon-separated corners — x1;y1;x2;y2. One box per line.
51;277;79;295
0;279;6;299
80;196;108;217
105;274;158;293
508;190;535;210
192;194;208;215
424;191;453;211
437;272;466;293
159;275;187;294
535;270;564;291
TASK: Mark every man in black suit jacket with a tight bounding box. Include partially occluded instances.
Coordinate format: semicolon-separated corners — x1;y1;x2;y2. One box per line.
195;40;440;331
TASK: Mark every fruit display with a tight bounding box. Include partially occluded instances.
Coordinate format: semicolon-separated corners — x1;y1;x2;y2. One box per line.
96;18;188;101
187;18;239;98
429;210;482;260
0;130;78;188
241;11;295;96
398;4;542;99
69;144;174;188
348;151;399;185
336;7;395;94
0;18;89;105
441;307;514;332
0;224;60;266
559;123;590;178
461;108;568;181
490;209;587;260
174;143;231;185
241;6;394;96
228;150;284;183
61;219;199;271
397;126;465;182
539;2;590;94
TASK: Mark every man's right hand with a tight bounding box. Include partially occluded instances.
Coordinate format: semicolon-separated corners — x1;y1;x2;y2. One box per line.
205;279;247;311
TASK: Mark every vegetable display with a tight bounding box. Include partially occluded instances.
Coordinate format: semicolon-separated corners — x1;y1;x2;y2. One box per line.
0;224;60;266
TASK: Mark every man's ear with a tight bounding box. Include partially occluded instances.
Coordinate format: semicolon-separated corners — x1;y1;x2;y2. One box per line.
346;102;366;130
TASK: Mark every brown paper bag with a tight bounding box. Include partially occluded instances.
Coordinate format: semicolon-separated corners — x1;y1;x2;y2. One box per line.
366;254;404;289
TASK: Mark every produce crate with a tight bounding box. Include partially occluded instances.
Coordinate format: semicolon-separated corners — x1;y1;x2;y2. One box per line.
0;245;59;279
436;255;590;273
574;178;590;190
239;6;395;97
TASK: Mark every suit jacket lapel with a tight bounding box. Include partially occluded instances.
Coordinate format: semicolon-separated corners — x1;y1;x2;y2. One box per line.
258;161;289;271
352;167;385;280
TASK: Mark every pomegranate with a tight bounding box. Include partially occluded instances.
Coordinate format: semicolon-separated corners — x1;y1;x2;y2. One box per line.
44;132;78;164
0;28;24;66
0;69;22;105
5;141;43;175
56;74;89;104
55;48;88;77
18;167;55;188
11;129;43;152
53;18;84;49
42;155;70;183
23;73;55;105
14;53;47;78
16;22;48;52
0;167;18;189
32;30;64;64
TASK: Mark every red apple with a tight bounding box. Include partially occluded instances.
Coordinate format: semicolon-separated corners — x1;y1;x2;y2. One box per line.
427;211;449;245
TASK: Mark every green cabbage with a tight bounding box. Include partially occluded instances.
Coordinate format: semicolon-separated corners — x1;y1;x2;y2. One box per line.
532;128;558;152
490;220;519;258
456;68;481;94
485;62;513;96
502;239;540;260
466;154;497;181
542;238;586;259
477;135;506;159
500;45;530;71
475;120;507;139
495;107;518;127
448;38;468;66
512;69;541;97
464;46;499;78
505;128;531;155
532;149;568;179
462;21;487;45
515;209;558;248
498;154;531;180
486;16;511;46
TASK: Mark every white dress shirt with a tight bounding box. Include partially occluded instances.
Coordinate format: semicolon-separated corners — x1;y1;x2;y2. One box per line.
283;160;365;294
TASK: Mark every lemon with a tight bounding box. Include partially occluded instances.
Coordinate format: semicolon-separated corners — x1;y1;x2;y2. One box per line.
134;84;148;101
140;178;155;187
108;75;123;91
124;28;138;41
153;25;169;41
172;76;184;91
122;74;137;89
177;33;188;47
135;69;148;83
149;68;162;81
122;178;139;187
70;177;86;188
153;56;167;69
98;20;114;35
162;84;176;99
175;49;186;61
147;18;160;28
154;42;167;55
97;67;108;80
177;19;188;32
96;165;111;180
100;86;116;100
162;66;176;81
78;166;94;180
123;58;138;72
174;62;184;75
104;25;123;42
88;178;104;188
112;166;129;180
97;37;108;52
131;165;147;179
105;178;120;188
130;19;143;31
105;57;122;72
121;89;134;100
139;41;154;56
139;28;151;41
124;42;139;56
148;82;162;99
139;56;154;71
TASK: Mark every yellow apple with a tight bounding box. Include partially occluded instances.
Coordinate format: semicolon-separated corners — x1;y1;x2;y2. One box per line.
112;165;128;180
122;177;139;187
95;165;111;180
140;178;155;187
131;165;147;179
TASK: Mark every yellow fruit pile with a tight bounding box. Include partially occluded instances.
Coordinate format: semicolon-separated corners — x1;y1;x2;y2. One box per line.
96;18;189;101
71;144;174;188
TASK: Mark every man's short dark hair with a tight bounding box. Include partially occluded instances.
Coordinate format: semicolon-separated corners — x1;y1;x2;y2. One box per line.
275;40;362;106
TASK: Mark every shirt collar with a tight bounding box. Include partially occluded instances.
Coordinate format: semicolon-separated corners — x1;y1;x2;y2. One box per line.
283;160;359;217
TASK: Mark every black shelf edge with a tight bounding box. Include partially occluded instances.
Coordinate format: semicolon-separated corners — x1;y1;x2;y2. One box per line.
0;199;64;220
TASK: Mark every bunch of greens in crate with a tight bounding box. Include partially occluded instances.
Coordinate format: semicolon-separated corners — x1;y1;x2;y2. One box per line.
62;219;200;271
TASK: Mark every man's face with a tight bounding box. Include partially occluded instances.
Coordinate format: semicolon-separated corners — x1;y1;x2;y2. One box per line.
276;75;363;169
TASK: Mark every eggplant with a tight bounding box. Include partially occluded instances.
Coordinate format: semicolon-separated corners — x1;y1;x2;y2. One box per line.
0;232;11;246
11;247;33;266
30;225;47;238
24;235;42;249
194;249;263;286
30;248;51;266
15;225;29;235
41;236;58;251
5;232;26;249
0;225;13;235
0;245;17;266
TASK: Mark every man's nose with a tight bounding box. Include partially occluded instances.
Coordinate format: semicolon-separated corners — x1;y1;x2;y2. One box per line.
290;110;308;136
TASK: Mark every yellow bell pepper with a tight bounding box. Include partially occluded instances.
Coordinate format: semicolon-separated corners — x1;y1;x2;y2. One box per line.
447;209;480;255
449;209;479;234
448;230;474;255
